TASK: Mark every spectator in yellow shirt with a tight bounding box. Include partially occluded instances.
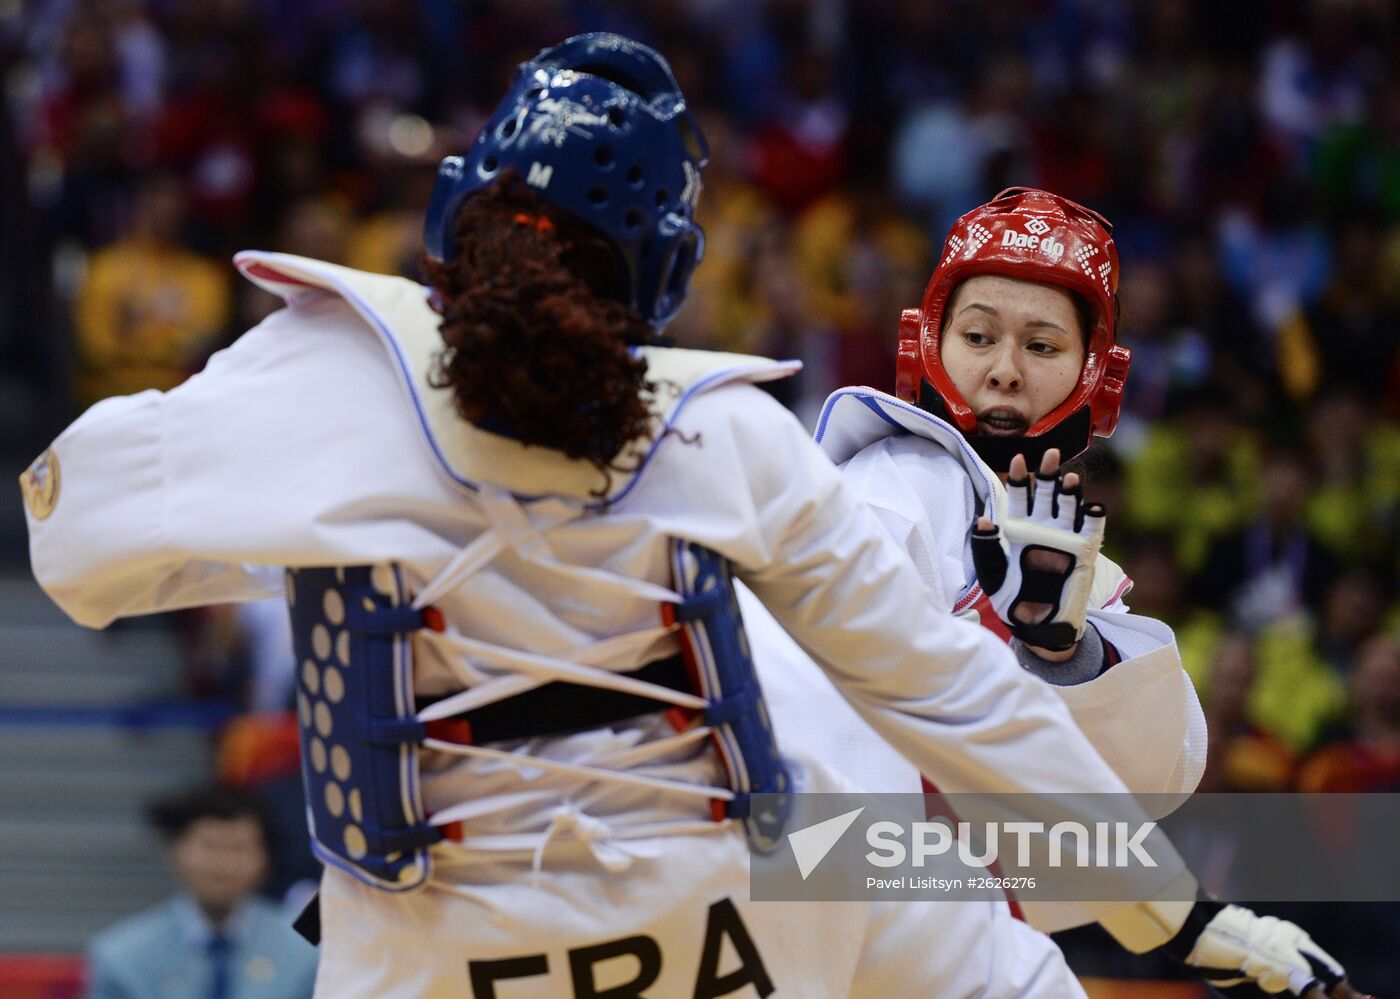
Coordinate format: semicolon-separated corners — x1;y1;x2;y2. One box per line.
73;174;231;408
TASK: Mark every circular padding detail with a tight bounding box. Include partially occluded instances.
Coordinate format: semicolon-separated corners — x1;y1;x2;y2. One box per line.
331;744;352;782
371;566;396;596
315;701;333;738
310;737;327;774
344;825;368;860
397;862;422;884
301;659;320;696
325;781;345;818
336;630;350;667
297;693;312;728
312;624;331;662
324;666;345;704
349;788;363;823
323;589;345;626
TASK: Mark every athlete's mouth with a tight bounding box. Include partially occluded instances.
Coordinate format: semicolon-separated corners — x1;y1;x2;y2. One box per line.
976;408;1029;436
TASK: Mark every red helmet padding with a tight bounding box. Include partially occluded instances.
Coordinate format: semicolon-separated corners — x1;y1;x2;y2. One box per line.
895;187;1131;444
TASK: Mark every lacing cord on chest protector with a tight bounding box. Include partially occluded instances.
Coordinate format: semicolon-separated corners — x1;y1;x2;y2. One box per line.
315;485;790;889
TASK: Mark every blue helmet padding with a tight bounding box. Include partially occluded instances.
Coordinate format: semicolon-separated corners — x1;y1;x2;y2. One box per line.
423;33;709;326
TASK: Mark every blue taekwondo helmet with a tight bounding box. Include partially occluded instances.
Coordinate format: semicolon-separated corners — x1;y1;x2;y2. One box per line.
424;33;710;328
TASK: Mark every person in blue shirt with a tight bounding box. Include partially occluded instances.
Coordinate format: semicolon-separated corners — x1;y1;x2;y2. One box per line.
85;785;318;999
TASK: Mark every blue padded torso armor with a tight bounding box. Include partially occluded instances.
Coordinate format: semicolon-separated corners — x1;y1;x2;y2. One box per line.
287;565;440;892
669;542;792;853
286;541;791;892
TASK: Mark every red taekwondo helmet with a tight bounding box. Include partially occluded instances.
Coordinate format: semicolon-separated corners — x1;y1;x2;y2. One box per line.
894;187;1132;471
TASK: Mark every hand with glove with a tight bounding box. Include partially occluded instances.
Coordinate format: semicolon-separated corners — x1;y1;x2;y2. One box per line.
971;448;1105;658
1161;898;1370;998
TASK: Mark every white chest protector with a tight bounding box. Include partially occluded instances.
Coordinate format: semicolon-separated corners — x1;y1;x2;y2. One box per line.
237;252;796;892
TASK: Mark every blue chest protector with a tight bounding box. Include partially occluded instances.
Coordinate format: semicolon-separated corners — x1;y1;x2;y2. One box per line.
287;542;792;893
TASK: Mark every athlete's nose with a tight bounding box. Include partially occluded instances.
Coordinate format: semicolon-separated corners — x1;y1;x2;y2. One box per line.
986;343;1023;391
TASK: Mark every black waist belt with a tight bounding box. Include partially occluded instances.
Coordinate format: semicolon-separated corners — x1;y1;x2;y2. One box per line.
415;652;693;745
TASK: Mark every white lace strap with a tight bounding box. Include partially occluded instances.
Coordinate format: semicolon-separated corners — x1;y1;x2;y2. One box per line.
516;560;681;605
414;485;581;608
432;817;727;875
472;485;682;602
592;725;714;768
413;529;509;608
413;485;679;608
416;674;542;721
423;729;716;839
418;628;707;712
421;739;734;803
426;789;560;828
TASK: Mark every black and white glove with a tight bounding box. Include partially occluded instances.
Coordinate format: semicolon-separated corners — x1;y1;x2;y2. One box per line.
970;461;1105;652
1162;900;1347;995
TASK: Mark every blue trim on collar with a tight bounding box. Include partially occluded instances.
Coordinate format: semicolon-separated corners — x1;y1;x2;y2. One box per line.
813;386;1002;526
600;360;797;510
307;270;485;499
301;260;794;510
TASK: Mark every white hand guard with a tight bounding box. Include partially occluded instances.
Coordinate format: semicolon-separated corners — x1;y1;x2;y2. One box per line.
970;470;1106;652
1169;902;1346;994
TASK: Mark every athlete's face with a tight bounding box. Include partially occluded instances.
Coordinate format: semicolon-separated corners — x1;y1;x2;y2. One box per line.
939;275;1086;436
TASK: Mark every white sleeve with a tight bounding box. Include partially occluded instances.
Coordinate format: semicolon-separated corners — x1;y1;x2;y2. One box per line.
1057;616;1208;799
741;582;922;794
838;436;976;609
22;386;286;627
1054;553;1208;798
22;300;402;628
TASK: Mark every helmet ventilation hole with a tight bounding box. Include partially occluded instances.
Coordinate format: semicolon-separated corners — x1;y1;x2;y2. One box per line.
627;165;645;188
594;147;614;168
587;186;609;206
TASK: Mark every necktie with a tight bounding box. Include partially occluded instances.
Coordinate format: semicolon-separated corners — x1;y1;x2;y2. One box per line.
207;933;232;999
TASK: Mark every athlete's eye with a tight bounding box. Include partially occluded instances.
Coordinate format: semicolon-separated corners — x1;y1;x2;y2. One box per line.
962;330;992;346
1027;340;1060;356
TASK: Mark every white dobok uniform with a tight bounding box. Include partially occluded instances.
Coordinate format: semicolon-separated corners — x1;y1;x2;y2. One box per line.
749;388;1209;936
23;253;1187;998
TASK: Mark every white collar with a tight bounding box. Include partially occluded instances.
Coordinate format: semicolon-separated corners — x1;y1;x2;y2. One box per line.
813;386;1007;525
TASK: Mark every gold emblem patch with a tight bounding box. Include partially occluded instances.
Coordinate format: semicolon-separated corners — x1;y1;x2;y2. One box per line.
19;448;60;521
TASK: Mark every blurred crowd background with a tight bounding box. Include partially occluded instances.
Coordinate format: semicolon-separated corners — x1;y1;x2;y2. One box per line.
2;0;1399;994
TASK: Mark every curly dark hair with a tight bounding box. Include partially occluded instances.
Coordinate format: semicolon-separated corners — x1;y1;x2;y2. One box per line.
422;174;658;477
